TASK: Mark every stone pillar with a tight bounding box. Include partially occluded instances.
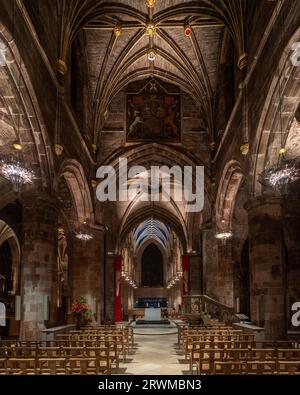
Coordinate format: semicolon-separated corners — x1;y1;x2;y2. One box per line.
202;227;217;297
246;197;287;339
202;225;234;307
20;194;59;340
71;227;104;323
188;254;202;295
216;239;235;307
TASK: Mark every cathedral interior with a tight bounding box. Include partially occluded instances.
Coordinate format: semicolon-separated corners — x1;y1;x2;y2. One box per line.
0;0;300;376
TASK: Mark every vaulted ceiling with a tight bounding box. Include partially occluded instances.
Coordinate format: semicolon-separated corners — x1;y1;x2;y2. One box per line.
83;2;225;136
58;0;247;142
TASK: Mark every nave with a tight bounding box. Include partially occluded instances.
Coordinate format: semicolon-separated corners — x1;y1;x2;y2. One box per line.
0;0;300;378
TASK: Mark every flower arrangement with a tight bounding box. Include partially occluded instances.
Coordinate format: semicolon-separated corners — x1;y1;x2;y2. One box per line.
71;296;92;328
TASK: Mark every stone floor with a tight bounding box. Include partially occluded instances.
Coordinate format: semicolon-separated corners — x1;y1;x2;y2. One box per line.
118;327;188;375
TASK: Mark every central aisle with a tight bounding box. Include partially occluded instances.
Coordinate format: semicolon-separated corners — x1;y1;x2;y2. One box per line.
120;328;184;375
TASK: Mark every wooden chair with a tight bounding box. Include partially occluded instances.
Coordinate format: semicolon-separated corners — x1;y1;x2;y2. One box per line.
67;357;97;375
38;358;66;375
214;361;246;375
12;347;38;358
0;358;6;375
38;347;63;358
6;358;37;375
196;349;224;375
224;348;249;361
246;361;276;375
61;347;85;357
250;348;276;361
277;361;300;375
277;349;300;360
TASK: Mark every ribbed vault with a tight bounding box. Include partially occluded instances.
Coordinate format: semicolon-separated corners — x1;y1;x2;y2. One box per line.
57;0;247;144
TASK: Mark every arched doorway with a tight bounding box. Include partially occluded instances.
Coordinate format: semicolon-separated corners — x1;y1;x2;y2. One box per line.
141;244;164;287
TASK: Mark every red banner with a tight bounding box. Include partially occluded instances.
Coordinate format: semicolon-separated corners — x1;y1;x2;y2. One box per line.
114;256;122;323
181;255;190;298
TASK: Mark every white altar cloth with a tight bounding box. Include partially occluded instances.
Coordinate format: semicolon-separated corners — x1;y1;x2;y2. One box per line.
144;308;161;321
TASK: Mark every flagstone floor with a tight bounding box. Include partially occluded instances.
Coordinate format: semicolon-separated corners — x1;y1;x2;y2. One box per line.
118;327;187;375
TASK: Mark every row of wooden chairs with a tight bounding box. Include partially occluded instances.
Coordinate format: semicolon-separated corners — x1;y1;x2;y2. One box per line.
214;360;300;375
183;336;255;359
176;324;300;375
0;355;110;375
177;325;239;346
190;347;300;374
0;324;135;374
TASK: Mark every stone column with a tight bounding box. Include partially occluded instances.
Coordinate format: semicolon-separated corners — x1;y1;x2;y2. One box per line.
246;196;287;339
216;239;235;307
202;225;234;307
202;226;217;297
71;227;104;323
20;194;59;340
188;254;202;295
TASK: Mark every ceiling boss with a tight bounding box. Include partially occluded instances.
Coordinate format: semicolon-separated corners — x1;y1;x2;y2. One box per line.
146;0;156;8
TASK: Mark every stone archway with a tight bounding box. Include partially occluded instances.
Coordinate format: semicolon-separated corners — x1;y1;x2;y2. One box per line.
215;160;244;231
251;28;300;196
0;23;54;195
58;159;94;226
209;160;245;307
57;159;103;323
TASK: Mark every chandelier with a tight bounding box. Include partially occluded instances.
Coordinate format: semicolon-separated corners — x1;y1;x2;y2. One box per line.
74;220;94;241
215;229;233;245
0;156;36;191
215;230;233;240
259;158;300;194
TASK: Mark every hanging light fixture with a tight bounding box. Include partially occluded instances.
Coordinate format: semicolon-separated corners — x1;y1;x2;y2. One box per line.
215;230;233;240
74;220;94;241
0;156;36;191
259;158;300;194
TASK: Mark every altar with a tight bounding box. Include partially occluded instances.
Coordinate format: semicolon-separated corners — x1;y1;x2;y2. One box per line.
144;307;161;321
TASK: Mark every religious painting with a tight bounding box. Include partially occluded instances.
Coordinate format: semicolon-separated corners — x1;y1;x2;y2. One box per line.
126;79;181;142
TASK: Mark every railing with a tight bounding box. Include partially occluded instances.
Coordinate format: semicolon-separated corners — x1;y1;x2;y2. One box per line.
182;295;236;325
